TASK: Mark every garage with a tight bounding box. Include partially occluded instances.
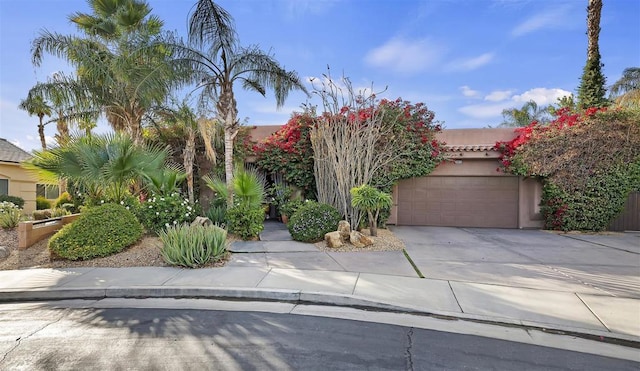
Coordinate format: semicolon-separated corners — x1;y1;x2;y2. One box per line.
396;176;519;228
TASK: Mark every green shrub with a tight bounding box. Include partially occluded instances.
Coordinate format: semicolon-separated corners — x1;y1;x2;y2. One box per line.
36;196;51;210
288;201;341;243
0;195;24;208
206;205;227;226
33;209;52;220
54;191;73;208
48;203;143;260
51;208;70;218
159;224;227;267
280;199;305;217
227;204;264;240
0;201;22;229
136;192;197;234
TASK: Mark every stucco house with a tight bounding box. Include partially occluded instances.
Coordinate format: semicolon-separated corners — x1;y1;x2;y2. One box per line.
0;138;38;214
250;126;544;229
250;126;638;230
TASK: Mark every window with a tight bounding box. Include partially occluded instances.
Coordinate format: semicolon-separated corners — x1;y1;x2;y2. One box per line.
36;184;60;199
0;179;7;196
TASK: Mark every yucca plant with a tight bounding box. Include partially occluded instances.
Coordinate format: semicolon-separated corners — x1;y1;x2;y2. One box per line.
159;224;227;268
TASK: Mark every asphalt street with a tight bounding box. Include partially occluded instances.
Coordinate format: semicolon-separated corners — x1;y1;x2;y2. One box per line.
1;300;637;370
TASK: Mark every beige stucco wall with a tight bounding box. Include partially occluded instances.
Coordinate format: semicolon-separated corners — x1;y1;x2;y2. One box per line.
518;177;544;229
0;162;38;214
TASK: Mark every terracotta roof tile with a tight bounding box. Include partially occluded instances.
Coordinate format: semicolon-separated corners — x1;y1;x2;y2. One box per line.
444;144;497;152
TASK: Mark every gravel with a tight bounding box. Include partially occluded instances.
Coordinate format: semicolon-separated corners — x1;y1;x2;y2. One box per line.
314;228;406;252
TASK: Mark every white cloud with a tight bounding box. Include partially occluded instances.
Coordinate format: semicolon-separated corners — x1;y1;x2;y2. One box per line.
446;53;494;72
512;87;572;105
458;102;510;119
459;87;572;120
484;90;513;102
460;86;480;98
511;5;572;37
364;37;446;74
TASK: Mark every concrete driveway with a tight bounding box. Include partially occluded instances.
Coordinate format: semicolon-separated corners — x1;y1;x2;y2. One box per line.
391;226;640;299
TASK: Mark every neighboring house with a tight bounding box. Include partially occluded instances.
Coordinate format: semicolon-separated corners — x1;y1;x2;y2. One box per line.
0;138;38;214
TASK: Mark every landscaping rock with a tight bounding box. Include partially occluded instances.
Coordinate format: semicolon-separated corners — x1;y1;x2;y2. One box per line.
338;220;351;241
325;231;344;248
191;216;212;227
350;231;374;248
0;246;10;260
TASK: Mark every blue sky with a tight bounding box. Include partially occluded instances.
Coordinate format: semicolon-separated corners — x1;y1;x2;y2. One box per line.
1;0;639;152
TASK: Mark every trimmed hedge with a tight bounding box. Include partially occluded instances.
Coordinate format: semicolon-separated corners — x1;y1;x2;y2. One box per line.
287;201;341;243
48;203;143;260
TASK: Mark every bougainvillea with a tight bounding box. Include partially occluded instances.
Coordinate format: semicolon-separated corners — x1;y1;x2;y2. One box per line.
495;107;640;231
372;98;444;192
253;113;315;195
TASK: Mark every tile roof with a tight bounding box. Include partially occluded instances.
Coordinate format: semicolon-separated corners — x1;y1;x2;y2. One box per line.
0;138;32;163
444;144;498;152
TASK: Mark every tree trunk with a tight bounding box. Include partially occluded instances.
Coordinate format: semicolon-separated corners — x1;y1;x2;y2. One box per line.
38;115;46;149
586;0;602;61
368;210;377;237
218;83;239;209
56;110;70;146
184;127;196;203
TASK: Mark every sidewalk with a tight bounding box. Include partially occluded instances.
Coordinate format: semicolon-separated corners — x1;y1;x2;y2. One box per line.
0;221;638;347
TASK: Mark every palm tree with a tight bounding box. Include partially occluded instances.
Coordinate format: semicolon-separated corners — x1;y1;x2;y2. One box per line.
172;0;309;207
24;133;170;203
18;94;52;149
152;100;219;203
500;100;550;127
31;0;183;145
610;67;640;108
577;0;607;108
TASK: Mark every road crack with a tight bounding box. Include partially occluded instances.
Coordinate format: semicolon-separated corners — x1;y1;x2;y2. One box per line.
0;314;64;365
405;327;414;371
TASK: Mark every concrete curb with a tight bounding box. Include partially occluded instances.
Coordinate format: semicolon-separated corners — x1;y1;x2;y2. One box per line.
1;286;638;348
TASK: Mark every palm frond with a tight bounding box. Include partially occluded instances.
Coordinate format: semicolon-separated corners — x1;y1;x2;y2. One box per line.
188;0;237;52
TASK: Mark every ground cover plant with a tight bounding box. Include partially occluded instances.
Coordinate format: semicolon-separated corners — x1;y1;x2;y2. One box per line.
48;203;143;260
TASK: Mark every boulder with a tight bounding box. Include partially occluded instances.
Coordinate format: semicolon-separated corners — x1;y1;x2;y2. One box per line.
325;231;344;248
338;220;351;241
350;231;374;248
0;246;10;260
191;216;213;227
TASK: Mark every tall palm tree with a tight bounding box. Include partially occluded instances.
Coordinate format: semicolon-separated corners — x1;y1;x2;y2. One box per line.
172;0;309;207
610;67;640;108
31;0;183;145
577;0;607;108
18;94;52;149
500;100;550;127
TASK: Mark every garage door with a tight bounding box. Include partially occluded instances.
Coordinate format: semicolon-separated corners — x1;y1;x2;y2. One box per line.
397;176;519;228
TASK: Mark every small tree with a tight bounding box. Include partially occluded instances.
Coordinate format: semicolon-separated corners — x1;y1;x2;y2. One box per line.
350;184;392;237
